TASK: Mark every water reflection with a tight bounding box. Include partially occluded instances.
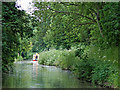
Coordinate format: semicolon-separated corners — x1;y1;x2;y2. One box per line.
33;61;38;77
2;61;98;88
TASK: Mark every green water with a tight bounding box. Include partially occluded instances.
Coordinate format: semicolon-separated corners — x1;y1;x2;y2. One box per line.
2;61;99;88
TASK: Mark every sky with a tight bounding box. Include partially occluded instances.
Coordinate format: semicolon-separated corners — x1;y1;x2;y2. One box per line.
16;0;34;14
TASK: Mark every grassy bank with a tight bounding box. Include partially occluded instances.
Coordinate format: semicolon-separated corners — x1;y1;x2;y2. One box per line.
38;47;118;88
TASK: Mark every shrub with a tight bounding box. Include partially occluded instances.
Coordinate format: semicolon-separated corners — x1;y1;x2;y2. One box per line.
26;52;33;59
74;59;95;81
58;50;76;69
38;52;48;65
107;64;119;88
91;60;111;85
16;55;23;61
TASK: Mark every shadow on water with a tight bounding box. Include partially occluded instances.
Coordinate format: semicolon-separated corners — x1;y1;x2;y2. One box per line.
2;60;101;88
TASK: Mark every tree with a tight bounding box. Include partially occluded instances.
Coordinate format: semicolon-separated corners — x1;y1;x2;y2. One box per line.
2;2;33;72
32;2;119;49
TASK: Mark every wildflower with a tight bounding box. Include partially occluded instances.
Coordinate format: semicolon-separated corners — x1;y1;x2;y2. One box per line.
103;56;106;58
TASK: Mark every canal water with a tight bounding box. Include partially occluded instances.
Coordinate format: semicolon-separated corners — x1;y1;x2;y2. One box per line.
2;61;99;88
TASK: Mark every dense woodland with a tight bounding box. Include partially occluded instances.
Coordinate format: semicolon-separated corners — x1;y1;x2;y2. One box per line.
2;2;120;88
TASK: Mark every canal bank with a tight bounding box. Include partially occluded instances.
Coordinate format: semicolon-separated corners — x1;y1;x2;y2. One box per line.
38;49;119;89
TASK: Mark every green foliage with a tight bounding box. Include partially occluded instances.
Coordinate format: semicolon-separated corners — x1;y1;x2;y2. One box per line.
2;2;33;72
91;60;111;84
32;2;97;50
38;49;60;65
57;49;76;69
74;59;94;81
38;49;76;69
107;70;119;88
31;2;119;88
2;2;118;88
31;2;119;51
16;55;23;61
26;52;34;59
88;46;118;65
38;48;118;88
90;3;120;48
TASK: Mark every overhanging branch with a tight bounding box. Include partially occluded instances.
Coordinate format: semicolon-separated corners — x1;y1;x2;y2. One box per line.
79;22;94;26
89;7;104;37
47;6;97;23
60;2;80;6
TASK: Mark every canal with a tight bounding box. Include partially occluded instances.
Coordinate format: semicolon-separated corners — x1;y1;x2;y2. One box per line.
2;61;99;88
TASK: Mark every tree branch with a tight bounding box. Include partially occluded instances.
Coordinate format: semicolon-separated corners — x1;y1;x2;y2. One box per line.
89;7;104;37
47;6;97;23
60;2;80;6
96;5;104;37
79;22;94;26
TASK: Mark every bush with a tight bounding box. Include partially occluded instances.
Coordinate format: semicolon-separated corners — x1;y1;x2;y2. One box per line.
16;55;23;61
38;49;61;65
107;64;119;88
26;52;33;59
57;50;76;69
91;60;111;85
38;49;76;69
